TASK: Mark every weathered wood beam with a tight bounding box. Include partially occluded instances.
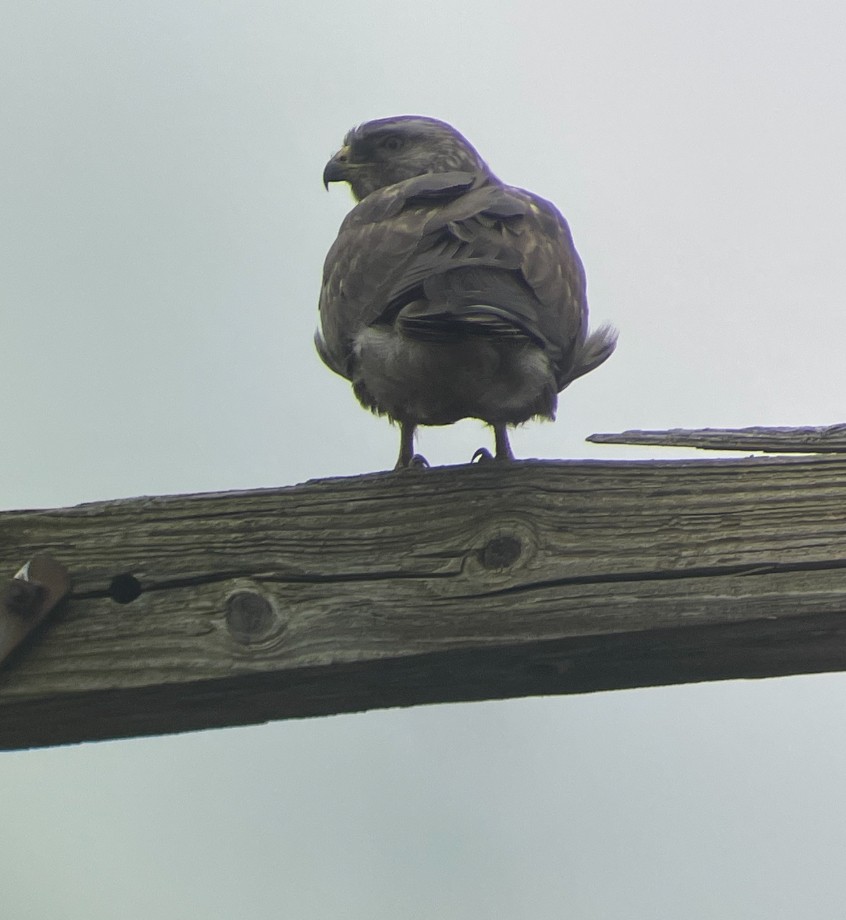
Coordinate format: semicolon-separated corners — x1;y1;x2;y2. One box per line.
588;422;846;452
3;456;846;750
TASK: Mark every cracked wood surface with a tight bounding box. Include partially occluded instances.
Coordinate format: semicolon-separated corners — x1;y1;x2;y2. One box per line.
3;456;846;749
588;423;846;452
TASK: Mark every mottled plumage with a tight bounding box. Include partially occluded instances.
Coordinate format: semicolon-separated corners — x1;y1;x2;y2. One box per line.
317;115;616;468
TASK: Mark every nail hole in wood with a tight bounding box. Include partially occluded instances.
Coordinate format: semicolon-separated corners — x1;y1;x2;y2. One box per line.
108;574;142;604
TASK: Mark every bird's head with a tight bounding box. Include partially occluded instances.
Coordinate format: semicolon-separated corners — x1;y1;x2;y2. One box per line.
323;115;492;201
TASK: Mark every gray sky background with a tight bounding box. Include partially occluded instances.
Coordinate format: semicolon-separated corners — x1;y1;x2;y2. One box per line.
2;2;846;917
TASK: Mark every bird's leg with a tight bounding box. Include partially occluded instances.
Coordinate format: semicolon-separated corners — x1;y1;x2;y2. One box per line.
395;421;415;468
494;424;515;461
395;421;429;470
472;424;516;463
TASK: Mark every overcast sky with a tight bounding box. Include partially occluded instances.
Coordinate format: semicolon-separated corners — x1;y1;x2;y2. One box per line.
2;2;846;918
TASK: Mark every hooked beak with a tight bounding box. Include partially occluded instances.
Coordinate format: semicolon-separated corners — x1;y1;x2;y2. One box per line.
322;146;352;190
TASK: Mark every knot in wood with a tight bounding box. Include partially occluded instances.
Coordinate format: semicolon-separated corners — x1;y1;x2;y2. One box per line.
226;591;280;645
480;535;522;570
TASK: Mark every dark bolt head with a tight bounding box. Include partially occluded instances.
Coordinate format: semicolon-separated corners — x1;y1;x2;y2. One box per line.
3;580;45;618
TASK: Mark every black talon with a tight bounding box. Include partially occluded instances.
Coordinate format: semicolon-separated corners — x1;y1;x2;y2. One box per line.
472;448;494;463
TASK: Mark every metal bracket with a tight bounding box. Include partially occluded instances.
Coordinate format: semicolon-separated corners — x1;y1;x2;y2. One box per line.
1;555;71;668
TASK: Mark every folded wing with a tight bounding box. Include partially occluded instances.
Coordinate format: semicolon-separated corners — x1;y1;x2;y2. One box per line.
318;172;615;390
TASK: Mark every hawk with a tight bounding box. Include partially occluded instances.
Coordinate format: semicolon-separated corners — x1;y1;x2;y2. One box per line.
317;115;616;469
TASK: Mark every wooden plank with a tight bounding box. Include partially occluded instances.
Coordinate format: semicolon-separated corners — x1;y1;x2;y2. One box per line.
2;456;846;750
588;423;846;452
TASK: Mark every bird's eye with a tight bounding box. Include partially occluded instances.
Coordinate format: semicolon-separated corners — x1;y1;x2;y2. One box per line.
380;135;403;152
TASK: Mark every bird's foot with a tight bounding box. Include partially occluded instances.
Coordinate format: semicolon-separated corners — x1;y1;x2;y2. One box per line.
472;447;516;464
395;453;430;470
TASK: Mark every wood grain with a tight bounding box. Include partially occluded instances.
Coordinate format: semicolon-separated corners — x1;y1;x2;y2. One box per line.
3;456;846;749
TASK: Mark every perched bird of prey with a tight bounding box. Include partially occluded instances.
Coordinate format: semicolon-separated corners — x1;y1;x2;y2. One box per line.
317;115;616;469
